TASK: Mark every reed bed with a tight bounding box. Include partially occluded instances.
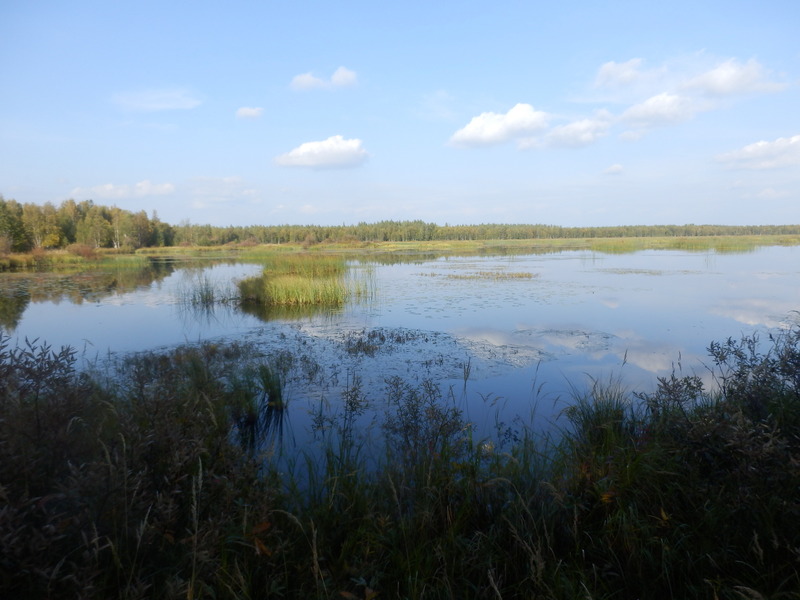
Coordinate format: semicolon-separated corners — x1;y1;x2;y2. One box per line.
238;254;372;308
2;328;799;599
1;248;156;272
177;272;238;309
9;234;800;272
5;234;799;273
261;253;347;278
261;274;348;306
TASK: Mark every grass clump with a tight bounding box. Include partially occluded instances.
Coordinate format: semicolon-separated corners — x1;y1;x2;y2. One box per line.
176;272;239;318
239;254;372;309
260;253;347;278
1;327;800;598
261;274;348;306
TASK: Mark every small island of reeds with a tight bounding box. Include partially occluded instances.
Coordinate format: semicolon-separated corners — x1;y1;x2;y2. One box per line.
237;254;372;308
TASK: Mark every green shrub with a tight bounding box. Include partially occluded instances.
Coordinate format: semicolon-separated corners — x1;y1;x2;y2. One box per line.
1;328;799;598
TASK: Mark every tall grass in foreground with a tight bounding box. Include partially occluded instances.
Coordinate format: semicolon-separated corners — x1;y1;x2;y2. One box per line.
1;328;799;599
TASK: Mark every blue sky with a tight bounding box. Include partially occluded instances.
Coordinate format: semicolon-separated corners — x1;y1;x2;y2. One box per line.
1;1;798;227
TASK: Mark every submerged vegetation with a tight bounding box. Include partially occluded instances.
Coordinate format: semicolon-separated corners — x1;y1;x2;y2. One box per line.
422;268;538;280
2;327;800;599
175;269;241;318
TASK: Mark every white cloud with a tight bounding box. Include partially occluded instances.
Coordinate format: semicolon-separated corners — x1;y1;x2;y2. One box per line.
113;89;201;111
591;55;787;105
71;180;175;199
275;135;369;169
291;73;327;90
683;58;786;96
133;180;174;195
330;66;357;87
604;164;623;175
546;111;612;148
450;103;549;147
622;92;698;126
595;58;645;87
236;106;263;119
591;58;672;97
290;66;358;90
718;134;800;169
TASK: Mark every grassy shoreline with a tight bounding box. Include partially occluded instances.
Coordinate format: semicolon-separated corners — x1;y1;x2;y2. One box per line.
1;328;799;599
2;233;800;271
144;233;800;257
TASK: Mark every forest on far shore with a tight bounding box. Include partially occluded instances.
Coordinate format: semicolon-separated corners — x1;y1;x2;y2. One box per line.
3;194;800;253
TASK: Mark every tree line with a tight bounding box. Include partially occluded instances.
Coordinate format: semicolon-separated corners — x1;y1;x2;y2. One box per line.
2;195;799;252
0;196;174;252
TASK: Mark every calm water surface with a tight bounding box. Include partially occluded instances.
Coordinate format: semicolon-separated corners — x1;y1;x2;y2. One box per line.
4;247;799;431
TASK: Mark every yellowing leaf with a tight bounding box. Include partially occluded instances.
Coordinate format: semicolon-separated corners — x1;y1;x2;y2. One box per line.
251;521;272;535
254;537;272;556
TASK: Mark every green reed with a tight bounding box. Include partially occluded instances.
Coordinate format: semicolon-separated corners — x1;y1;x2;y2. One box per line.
238;254;373;308
262;274;348;306
2;328;799;599
261;253;347;278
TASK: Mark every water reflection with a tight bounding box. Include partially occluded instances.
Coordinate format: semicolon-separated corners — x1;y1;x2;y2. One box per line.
239;300;344;322
1;246;798;430
0;291;28;331
712;299;800;328
0;260;177;330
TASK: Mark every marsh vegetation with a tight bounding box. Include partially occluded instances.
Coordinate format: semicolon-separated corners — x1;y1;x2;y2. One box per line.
238;254;374;309
2;329;799;599
2;236;800;598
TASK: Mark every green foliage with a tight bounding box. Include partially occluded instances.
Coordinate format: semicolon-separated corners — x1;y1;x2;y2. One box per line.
4;195;800;257
0;196;173;255
0;337;282;599
0;196;29;252
1;329;800;598
548;329;800;599
238;255;352;308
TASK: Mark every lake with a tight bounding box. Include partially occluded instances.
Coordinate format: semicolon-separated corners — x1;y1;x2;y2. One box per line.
2;245;799;438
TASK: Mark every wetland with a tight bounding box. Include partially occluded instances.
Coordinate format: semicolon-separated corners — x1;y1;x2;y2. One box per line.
3;237;800;598
3;240;799;437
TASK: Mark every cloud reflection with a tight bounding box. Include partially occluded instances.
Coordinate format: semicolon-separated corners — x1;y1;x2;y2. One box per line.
712;298;798;328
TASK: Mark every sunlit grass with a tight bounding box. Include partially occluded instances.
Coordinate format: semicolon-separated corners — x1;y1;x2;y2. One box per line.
283;234;800;258
261;253;347;278
262;274;348;306
1;248;156;272
7;234;798;273
238;254;374;309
